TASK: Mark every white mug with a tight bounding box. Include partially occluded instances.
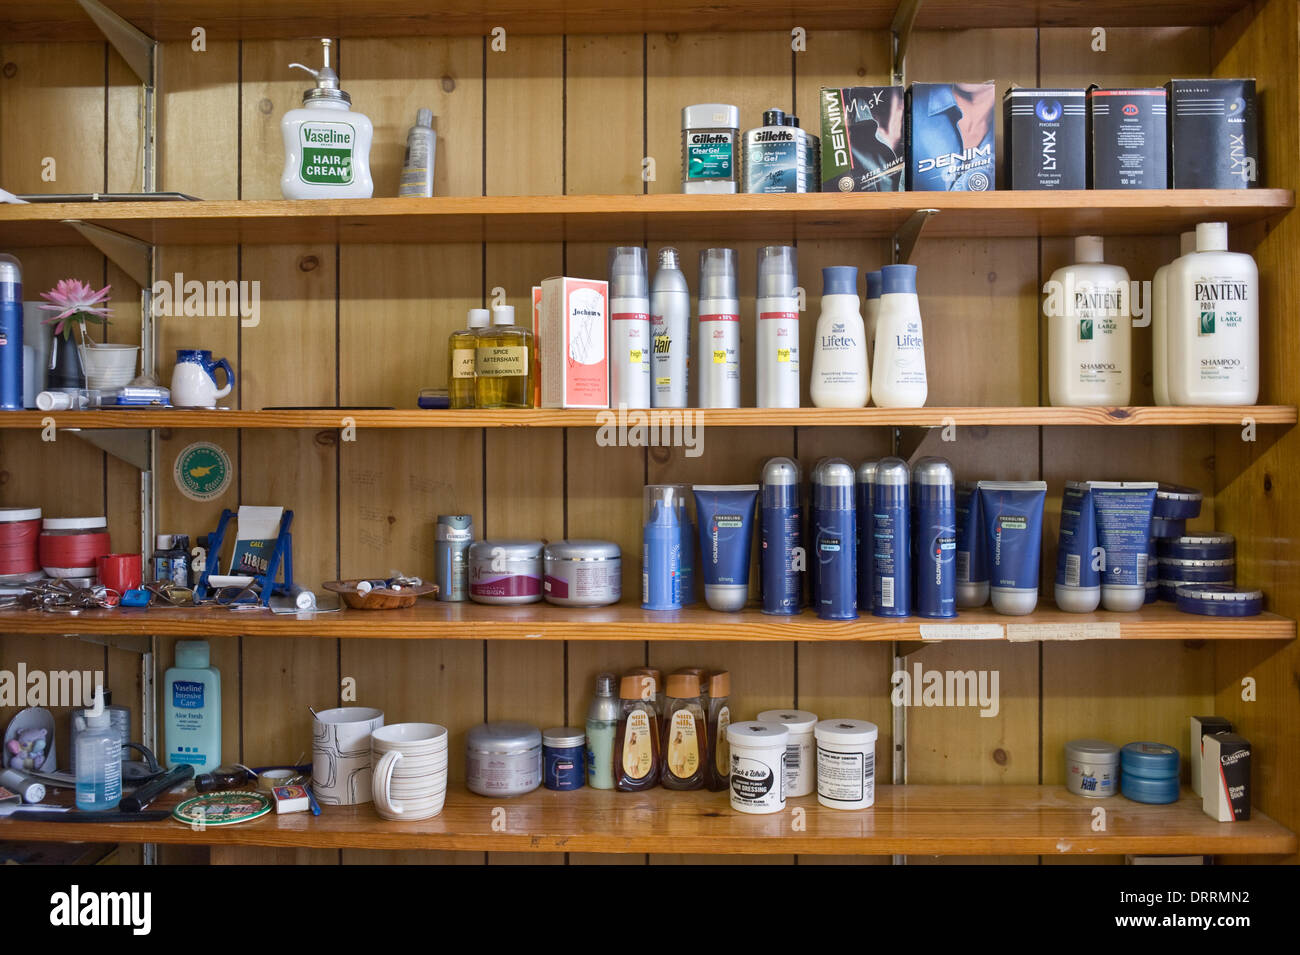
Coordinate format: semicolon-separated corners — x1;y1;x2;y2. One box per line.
170;348;235;408
371;723;449;821
312;706;384;805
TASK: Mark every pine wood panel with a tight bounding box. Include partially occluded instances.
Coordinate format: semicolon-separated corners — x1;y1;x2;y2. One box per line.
5;785;1292;855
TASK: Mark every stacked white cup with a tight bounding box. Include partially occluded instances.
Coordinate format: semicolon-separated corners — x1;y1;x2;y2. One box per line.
370;723;449;821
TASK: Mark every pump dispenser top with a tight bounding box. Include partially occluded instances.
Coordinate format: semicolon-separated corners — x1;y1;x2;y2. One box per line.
290;39;350;105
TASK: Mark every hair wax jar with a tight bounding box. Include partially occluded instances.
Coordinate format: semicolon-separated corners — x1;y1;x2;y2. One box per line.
543;539;621;607
1065;739;1119;797
466;722;542;797
469;539;543;605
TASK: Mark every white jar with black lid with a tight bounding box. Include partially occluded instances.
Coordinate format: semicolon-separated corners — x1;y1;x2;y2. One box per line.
543;539;622;607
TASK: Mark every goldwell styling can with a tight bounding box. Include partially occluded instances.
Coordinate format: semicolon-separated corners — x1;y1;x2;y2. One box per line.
815;459;857;620
761;457;802;615
856;460;877;613
912;457;957;618
873;457;911;617
435;514;473;601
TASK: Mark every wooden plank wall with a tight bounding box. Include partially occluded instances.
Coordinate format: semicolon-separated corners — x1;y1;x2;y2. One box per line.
0;15;1282;866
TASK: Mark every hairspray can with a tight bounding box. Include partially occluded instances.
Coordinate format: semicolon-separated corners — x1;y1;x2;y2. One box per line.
698;248;740;408
0;255;22;411
873;457;911;617
856;460;877;614
650;248;690;408
912;457;956;618
436;514;473;601
756;246;800;409
643;485;682;610
761;457;802;615
815;459;857;620
609;246;651;409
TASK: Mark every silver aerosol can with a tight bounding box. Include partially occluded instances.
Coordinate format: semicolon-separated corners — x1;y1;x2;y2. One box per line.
698;248;740;408
650;247;690;408
756;245;800;408
609;246;651;409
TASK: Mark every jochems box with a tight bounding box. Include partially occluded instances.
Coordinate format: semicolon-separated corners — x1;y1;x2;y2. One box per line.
1087;87;1168;189
1166;79;1258;188
906;82;996;192
1003;88;1086;189
818;87;905;192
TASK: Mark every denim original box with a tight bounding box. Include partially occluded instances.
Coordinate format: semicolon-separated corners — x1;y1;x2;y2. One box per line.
1166;78;1258;188
906;82;996;191
1003;88;1086;189
818;86;905;192
1087;87;1168;189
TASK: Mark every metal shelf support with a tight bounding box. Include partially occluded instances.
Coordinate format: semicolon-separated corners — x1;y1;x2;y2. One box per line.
891;0;923;87
893;208;940;264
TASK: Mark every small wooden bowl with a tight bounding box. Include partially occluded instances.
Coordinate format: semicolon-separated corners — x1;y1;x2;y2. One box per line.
322;579;438;610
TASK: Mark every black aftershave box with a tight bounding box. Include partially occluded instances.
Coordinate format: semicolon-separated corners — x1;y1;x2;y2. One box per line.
1003;88;1086;189
1087;87;1168;189
1166;78;1259;188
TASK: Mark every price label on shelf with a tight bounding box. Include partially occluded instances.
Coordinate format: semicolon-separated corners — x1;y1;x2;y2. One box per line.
917;623;1006;641
1005;623;1121;642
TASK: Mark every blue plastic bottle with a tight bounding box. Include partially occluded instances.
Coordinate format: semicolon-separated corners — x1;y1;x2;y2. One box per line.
815;459;858;620
672;485;696;604
0;254;22;410
856;460;877;613
760;457;802;615
164;640;222;771
912;457;957;618
643;485;682;610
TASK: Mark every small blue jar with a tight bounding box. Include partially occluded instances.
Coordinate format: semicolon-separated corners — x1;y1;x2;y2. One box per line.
542;727;586;791
1120;741;1180;804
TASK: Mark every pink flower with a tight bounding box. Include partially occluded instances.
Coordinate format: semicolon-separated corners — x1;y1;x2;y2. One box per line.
39;279;112;336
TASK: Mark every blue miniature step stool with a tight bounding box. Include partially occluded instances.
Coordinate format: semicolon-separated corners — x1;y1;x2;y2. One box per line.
195;508;295;607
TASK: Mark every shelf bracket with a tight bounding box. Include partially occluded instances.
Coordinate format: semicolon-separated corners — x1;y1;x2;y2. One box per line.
64;220;152;288
71;632;152;655
893;208;939;265
890;0;923;87
65;428;152;472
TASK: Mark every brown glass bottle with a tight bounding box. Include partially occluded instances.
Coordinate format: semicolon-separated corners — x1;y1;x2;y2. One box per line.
614;674;661;791
660;674;709;790
704;670;732;791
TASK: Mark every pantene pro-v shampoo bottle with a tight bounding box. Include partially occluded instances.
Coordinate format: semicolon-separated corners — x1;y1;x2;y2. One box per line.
1046;236;1131;407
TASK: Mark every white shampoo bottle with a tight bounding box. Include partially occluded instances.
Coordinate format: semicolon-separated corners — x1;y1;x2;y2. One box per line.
609;246;651;409
280;39;373;200
756;245;800;408
1166;221;1259;406
1152;231;1196;407
864;269;882;368
809;266;868;408
871;264;928;408
1046;236;1131;407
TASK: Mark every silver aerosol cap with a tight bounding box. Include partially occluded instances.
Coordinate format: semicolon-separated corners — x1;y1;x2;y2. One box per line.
0;253;21;285
911;457;955;486
874;457;910;485
761;457;800;486
857;460;878;485
699;248;738;300
757;246;797;299
609;246;648;299
816;459;855;509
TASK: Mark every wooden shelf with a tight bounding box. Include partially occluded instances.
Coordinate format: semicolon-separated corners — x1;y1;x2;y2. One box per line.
0;1;1258;43
2;786;1292;856
0;600;1291;642
0;192;1290;248
2;406;1294;430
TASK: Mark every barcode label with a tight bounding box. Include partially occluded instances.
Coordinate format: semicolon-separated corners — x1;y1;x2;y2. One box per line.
956;551;969;582
862;750;874;778
1136;553;1148;579
1065;553;1081;586
785;743;800;772
881;577;895;608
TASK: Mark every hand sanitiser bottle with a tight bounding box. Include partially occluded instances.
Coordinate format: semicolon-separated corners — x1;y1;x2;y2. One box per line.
1152;232;1196;406
871;264;928;408
1166;221;1259;406
650;248;690;408
698;248;741;408
1046;236;1131;407
609;247;651;409
810;267;868;408
281;39;374;199
756;246;800;408
75;688;121;811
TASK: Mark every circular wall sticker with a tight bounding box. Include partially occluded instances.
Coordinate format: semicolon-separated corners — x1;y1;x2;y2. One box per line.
174;441;233;502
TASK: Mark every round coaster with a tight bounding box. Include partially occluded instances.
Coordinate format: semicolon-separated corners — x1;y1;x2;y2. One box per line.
172;790;272;827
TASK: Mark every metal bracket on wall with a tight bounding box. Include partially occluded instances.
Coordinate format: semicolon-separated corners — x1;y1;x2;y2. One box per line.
64;428;152;472
76;0;159;193
892;208;939;264
64;220;156;380
70;632;152;655
890;0;923;87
